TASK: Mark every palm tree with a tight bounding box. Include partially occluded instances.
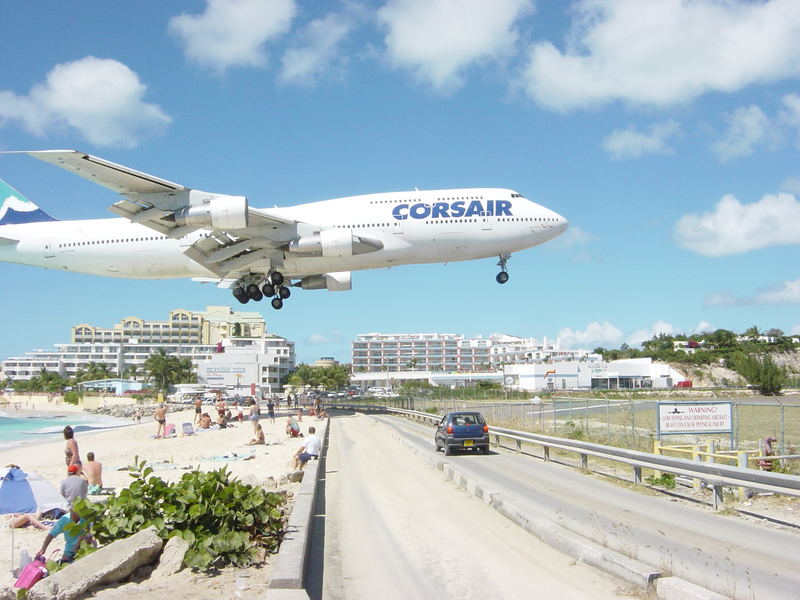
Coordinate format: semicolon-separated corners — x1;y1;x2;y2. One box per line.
123;365;141;382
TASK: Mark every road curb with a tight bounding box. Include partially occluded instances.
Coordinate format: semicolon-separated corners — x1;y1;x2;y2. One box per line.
377;416;724;599
267;418;328;597
655;577;731;600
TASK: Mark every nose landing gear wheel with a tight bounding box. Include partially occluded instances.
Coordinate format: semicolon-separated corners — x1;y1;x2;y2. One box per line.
271;297;283;310
496;271;509;284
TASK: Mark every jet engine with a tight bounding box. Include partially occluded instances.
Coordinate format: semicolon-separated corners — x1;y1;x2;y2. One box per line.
296;271;352;291
174;195;248;230
287;229;383;257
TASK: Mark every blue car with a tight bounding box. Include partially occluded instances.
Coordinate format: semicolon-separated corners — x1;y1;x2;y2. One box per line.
434;411;490;455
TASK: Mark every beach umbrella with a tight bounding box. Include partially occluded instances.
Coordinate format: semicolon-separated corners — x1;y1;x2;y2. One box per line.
0;468;67;576
0;468;67;515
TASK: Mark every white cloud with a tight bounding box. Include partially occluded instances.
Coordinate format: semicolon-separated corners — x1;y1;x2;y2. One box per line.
780;177;800;193
521;0;800;111
674;192;800;256
712;105;772;161
0;57;170;148
377;0;533;92
308;331;343;345
692;321;714;334
169;0;296;73
626;321;675;347
554;225;594;249
602;120;680;160
557;321;622;349
279;12;355;86
707;278;800;307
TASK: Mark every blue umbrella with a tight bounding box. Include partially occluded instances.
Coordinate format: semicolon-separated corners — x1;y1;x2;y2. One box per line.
0;467;66;515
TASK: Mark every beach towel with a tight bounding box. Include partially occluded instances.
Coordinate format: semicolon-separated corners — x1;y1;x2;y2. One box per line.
164;423;176;437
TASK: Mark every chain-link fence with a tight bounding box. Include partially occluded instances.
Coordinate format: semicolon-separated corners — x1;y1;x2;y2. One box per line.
384;395;800;456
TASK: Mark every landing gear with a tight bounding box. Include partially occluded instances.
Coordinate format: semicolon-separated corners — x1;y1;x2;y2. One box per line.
496;253;511;284
230;271;291;309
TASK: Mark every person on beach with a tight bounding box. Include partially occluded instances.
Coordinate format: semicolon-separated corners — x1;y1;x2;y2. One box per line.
293;426;321;470
154;404;167;438
63;426;81;471
267;398;275;424
199;413;212;429
36;507;91;564
194;396;203;424
247;423;265;445
60;464;88;505
5;512;47;530
216;398;227;422
83;452;103;494
286;415;301;438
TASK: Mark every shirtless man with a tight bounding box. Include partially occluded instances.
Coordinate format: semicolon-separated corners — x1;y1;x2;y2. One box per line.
194;396;203;424
154;404;167;438
83;451;103;494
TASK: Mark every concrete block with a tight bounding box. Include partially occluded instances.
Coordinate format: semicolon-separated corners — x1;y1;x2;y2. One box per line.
655;577;730;600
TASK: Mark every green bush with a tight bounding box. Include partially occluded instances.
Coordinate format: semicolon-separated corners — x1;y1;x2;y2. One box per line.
645;473;676;489
63;391;81;405
76;457;286;570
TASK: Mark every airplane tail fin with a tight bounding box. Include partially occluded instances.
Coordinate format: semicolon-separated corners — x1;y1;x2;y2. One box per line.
0;178;57;225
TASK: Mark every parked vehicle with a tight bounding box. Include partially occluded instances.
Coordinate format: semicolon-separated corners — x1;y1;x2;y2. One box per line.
434;411;490;455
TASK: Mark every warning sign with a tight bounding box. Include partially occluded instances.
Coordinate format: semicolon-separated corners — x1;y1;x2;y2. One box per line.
657;402;732;434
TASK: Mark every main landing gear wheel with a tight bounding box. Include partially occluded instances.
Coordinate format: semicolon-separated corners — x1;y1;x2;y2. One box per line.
232;287;248;304
496;253;511;284
278;286;291;300
270;271;284;286
271;297;283;310
261;283;275;297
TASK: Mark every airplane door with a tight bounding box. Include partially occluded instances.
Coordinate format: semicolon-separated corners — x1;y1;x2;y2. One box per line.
481;213;492;230
43;239;55;258
393;220;404;234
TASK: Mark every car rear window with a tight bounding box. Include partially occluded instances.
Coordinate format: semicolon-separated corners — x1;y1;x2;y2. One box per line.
451;414;485;426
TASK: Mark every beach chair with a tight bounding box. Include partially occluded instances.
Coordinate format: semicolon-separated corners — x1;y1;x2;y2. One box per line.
163;423;176;437
181;422;195;436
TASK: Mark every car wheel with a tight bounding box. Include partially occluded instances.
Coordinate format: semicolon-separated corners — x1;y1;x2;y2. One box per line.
444;445;452;456
482;446;490;455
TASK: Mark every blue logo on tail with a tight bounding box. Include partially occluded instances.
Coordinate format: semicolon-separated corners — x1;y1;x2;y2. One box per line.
0;179;56;225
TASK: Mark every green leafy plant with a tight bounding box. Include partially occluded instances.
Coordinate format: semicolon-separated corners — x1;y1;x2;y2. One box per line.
76;457;286;570
645;472;676;489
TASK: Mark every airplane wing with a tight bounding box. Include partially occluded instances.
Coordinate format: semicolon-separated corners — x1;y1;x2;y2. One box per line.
7;150;303;280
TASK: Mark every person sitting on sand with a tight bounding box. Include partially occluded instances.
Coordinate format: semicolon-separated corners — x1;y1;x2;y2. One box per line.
5;512;47;530
246;423;265;445
60;464;88;506
286;415;302;438
83;452;103;495
199;413;212;429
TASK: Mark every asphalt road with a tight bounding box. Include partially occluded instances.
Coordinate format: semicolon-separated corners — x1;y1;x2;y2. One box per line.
316;414;634;600
354;414;800;599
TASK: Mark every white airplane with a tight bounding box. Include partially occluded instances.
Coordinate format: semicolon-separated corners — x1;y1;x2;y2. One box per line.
0;150;568;309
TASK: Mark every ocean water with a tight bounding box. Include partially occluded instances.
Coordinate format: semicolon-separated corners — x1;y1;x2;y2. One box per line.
0;411;132;448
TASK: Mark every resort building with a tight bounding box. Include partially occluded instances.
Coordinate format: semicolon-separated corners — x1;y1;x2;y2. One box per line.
71;306;265;345
351;332;598;372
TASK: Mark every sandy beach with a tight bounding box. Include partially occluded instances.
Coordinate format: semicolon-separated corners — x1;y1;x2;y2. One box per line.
0;404;318;598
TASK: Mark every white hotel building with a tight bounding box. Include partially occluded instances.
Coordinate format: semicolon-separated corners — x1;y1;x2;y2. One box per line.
351;332;597;372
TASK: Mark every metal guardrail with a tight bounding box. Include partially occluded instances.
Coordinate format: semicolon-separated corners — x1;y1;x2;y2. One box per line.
327;402;800;509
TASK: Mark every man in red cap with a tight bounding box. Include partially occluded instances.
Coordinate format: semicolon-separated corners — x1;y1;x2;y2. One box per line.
59;464;88;506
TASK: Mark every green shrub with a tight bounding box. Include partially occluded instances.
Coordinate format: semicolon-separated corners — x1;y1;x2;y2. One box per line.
63;391;81;405
76;457;286;570
645;472;676;489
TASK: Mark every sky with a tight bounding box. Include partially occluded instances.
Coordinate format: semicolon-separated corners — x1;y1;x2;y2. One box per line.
1;0;799;365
